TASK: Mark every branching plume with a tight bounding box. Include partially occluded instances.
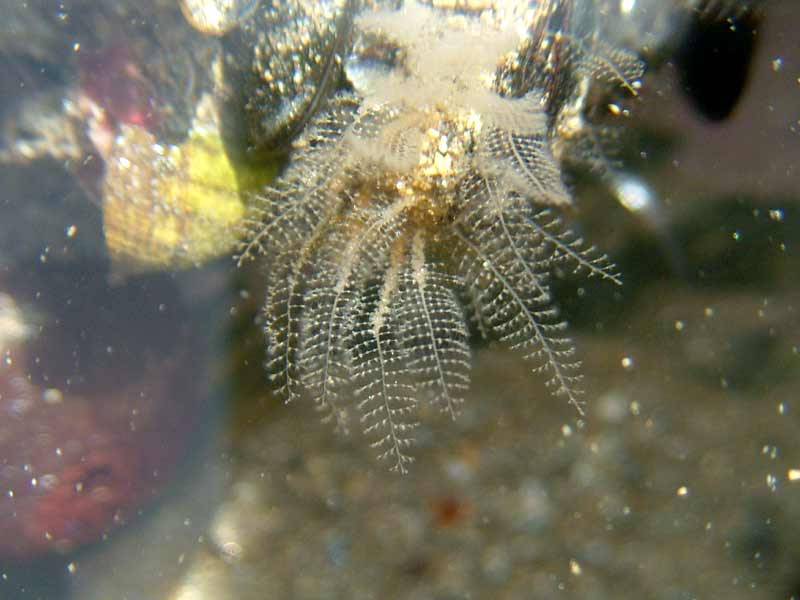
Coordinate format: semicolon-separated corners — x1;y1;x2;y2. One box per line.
238;0;641;472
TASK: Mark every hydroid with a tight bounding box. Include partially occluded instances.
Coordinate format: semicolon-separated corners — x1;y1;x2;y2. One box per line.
239;0;640;472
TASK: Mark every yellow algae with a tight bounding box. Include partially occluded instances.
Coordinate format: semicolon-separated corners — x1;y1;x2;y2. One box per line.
102;122;274;274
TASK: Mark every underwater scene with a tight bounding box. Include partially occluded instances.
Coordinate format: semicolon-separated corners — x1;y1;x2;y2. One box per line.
0;0;798;598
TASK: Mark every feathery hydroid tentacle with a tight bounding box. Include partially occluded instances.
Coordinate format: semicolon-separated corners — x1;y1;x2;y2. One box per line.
398;231;471;420
454;227;584;415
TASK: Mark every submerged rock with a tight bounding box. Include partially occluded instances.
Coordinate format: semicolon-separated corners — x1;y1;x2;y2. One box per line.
0;263;212;560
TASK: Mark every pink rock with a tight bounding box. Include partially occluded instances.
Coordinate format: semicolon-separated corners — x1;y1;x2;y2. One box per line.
0;267;208;560
79;44;161;130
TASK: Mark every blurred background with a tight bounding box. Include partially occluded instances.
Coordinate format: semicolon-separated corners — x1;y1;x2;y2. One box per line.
0;1;797;598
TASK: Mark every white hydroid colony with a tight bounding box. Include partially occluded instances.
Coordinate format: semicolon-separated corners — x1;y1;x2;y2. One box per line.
239;0;640;472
